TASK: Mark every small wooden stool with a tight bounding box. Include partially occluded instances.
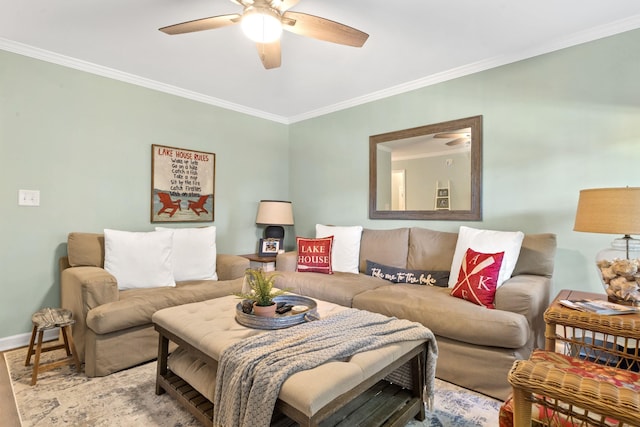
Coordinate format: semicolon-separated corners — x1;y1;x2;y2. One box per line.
25;307;81;385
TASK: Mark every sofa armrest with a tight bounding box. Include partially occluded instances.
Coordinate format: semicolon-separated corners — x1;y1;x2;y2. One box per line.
60;264;119;362
495;274;552;349
276;251;297;272
216;254;250;280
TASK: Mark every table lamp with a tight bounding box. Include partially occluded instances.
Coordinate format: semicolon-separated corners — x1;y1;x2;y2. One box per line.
256;200;294;240
574;187;640;305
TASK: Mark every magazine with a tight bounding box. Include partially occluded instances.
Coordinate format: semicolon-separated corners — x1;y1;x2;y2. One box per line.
559;299;640;315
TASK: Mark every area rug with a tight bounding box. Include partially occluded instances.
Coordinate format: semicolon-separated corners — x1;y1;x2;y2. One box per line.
5;349;500;426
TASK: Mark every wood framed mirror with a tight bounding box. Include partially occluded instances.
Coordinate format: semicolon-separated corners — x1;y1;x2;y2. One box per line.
369;115;482;220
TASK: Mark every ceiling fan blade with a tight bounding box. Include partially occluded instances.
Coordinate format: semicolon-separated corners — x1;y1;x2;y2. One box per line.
256;40;281;69
282;11;368;47
159;14;241;35
446;137;470;146
434;130;470;138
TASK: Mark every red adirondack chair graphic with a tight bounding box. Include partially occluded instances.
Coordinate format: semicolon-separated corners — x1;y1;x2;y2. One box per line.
188;195;209;216
157;192;181;217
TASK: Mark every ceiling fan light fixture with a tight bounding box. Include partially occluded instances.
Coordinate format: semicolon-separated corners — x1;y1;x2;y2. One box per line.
242;6;283;43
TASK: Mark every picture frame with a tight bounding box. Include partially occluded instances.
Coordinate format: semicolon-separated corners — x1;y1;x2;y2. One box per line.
151;144;216;223
436;198;450;209
259;238;282;257
437;188;449;197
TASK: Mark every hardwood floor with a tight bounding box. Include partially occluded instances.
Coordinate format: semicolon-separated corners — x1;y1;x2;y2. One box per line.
1;349;25;426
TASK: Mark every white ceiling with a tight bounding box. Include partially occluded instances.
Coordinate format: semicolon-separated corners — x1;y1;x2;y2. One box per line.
2;1;640;123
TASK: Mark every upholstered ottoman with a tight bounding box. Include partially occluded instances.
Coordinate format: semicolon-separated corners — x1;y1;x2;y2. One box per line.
152;295;437;427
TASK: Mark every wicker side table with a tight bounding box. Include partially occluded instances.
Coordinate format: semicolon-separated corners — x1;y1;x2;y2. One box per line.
508;349;640;426
25;307;81;385
544;289;640;371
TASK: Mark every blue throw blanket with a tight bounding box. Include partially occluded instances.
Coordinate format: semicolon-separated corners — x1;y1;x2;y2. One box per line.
213;308;437;427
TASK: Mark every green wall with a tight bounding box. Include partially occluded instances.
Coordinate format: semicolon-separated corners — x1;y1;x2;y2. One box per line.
0;50;288;342
1;28;639;346
288;28;640;299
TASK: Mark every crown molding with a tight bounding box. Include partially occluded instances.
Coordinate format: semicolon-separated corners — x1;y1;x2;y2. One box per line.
2;13;640;125
287;14;640;124
0;38;289;124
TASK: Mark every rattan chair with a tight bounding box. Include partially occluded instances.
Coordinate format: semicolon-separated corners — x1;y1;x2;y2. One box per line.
506;304;640;427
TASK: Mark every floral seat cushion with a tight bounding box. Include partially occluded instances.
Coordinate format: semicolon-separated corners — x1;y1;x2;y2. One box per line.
499;349;640;427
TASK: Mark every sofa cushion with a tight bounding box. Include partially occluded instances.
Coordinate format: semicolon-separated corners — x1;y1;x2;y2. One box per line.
359;228;409;273
274;271;387;308
155;226;218;281
512;233;557;277
352;285;529;349
407;228;458;271
67;232;105;268
365;260;449;287
296;236;333;274
104;229;176;290
316;224;362;274
450;248;504;308
86;278;243;334
448;226;524;289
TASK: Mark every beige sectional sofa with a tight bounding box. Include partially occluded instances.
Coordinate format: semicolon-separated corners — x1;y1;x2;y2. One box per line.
60;232;249;377
274;227;557;400
60;226;555;401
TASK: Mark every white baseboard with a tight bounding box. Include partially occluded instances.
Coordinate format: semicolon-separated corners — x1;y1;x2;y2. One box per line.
0;330;59;352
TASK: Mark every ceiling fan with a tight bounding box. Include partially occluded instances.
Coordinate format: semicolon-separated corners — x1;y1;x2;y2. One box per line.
434;130;471;147
159;0;369;69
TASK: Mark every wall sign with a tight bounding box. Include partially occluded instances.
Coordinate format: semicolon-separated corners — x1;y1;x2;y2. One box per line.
151;144;215;222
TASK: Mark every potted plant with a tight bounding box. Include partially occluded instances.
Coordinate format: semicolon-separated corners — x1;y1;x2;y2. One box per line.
235;268;288;317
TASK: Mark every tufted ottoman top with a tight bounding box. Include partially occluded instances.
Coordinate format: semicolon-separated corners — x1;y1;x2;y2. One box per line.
153;294;430;418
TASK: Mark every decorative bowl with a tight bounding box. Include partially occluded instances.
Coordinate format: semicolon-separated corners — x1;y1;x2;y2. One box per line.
235;295;318;329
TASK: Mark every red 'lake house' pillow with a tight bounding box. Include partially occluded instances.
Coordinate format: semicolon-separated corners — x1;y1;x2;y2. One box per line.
296;236;334;274
450;248;504;308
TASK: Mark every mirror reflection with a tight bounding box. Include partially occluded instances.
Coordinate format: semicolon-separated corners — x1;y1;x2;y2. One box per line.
369;116;482;220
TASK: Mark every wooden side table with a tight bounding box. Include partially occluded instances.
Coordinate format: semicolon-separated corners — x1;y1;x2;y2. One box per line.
25;307;81;385
239;253;277;272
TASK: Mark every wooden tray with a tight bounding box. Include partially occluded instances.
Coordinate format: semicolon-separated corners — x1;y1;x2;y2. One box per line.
235;295;318;330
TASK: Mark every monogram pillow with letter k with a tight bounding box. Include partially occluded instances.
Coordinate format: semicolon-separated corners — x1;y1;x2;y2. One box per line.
450;248;504;308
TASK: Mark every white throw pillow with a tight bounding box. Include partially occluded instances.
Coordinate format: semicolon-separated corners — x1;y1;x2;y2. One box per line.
155;226;218;281
104;229;176;290
448;226;524;288
316;224;363;274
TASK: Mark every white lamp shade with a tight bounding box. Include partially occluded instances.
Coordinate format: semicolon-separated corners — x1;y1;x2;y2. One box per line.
241;7;282;43
574;187;640;235
256;200;294;225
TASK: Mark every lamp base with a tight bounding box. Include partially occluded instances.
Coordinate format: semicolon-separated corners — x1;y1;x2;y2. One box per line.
596;236;640;305
264;225;284;240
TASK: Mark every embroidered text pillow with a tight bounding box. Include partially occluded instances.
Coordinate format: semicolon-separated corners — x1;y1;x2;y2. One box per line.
296;236;333;274
365;260;449;287
450;248;504;308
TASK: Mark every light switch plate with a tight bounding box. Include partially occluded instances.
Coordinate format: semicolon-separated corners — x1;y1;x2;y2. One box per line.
18;189;40;206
